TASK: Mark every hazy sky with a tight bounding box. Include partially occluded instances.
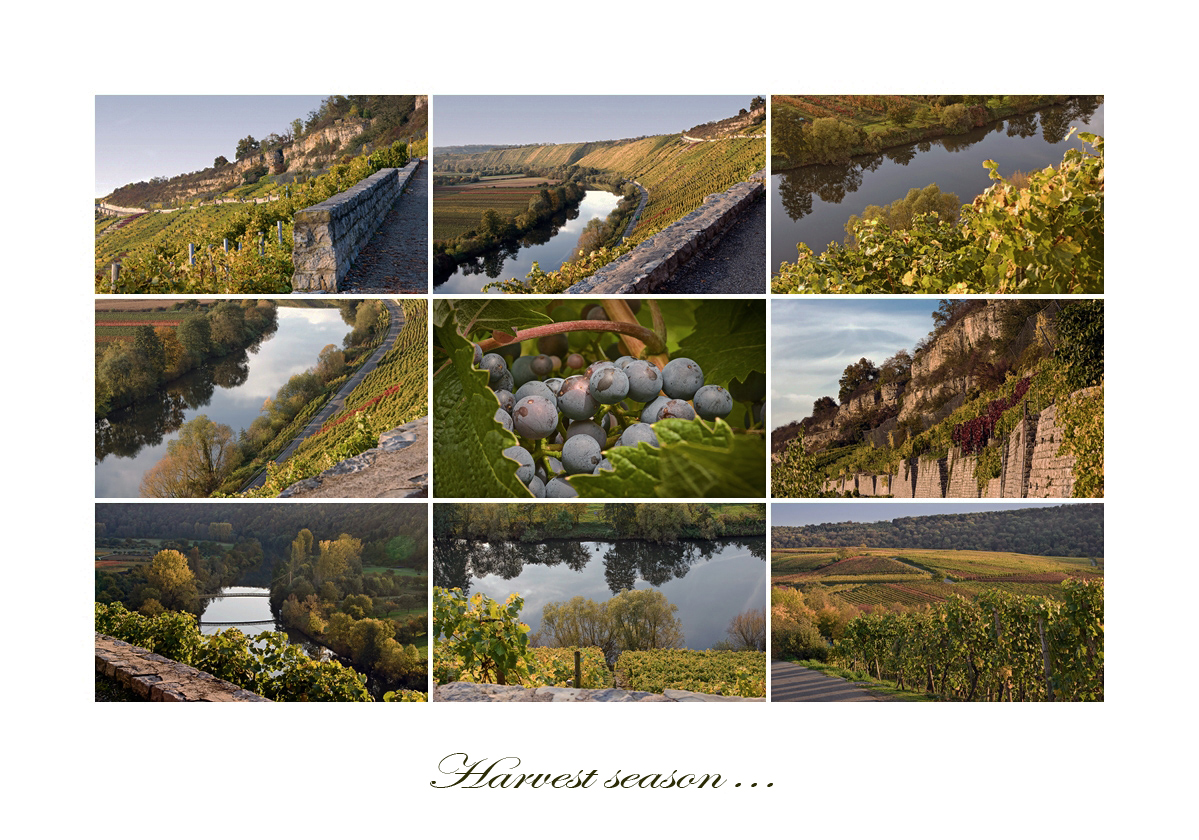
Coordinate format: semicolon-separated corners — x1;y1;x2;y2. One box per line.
771;298;940;429
771;501;1079;527
95;95;328;197
433;95;756;147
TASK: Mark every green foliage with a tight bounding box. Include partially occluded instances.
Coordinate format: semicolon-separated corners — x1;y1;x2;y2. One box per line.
1055;299;1104;390
615;650;765;697
829;580;1103;701
96;602;373;701
844;184;960;247
771;430;825;498
433;587;531;686
774;133;1103;294
1058;385;1104;497
527;647;611;689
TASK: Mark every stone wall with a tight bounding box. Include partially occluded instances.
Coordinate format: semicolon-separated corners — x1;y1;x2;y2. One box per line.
826;397;1086;499
292;160;420;292
566;176;765;294
435;682;763;702
95;634;270;702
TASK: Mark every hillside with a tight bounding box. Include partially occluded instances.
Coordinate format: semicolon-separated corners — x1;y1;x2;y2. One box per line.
103;95;427;209
772;299;1104;498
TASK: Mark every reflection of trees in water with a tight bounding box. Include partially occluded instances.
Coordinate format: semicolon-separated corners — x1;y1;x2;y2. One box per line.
94;347;254;462
777;98;1103;224
435;537;767;595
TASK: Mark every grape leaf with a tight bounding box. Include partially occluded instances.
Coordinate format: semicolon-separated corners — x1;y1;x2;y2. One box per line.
432;322;531;498
571;418;764;498
452;300;552;339
674;300;765;389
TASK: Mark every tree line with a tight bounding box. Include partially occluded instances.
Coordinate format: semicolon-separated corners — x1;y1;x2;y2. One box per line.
773;504;1102;557
96;300;277;417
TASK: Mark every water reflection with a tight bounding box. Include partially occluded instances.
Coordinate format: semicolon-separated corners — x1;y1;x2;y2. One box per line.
771;98;1103;269
434;190;621;293
434;538;767;651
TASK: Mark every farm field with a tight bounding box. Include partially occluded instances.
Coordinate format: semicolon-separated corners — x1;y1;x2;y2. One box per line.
772;546;1102;609
432;184;547;240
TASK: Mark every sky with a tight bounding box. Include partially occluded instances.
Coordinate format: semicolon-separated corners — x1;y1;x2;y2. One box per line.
433;95;757;147
771;501;1079;527
95;95;328;197
771;298;940;429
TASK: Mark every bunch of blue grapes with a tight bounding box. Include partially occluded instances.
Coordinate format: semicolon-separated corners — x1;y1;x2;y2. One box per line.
474;304;765;497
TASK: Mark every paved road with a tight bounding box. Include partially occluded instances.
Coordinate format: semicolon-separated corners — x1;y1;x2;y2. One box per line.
771;659;883;702
656;191;766;294
242;299;405;492
341;159;428;293
617;180;648;242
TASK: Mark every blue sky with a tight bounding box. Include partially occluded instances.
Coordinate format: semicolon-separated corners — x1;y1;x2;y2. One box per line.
95;95;328;197
771;298;941;429
433;95;757;147
771;501;1079;527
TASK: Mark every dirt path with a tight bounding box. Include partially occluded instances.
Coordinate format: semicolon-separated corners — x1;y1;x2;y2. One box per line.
771;659;884;702
655;190;766;293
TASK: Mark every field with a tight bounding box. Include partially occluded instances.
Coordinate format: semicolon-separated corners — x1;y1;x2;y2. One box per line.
95;309;189;344
433;183;547;240
773;546;1102;609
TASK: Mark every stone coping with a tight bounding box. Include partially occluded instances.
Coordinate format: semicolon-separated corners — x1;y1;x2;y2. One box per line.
567;173;766;294
95;633;270;702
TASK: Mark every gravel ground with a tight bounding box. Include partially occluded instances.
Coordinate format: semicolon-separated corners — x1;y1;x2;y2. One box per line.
341;159;428;293
655;192;767;294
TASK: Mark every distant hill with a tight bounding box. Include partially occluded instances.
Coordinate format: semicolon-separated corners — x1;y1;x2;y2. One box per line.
773;504;1102;557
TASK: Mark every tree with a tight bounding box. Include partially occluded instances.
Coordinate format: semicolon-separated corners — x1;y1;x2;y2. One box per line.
145;549;198;609
725;608;766;651
177;314;211;363
750;96;765;111
139;415;238;497
845;184;961;247
838;357;879;402
291;118;304;141
235;135;260;159
887;100;915;126
214;155;229;168
605;589;683;653
538;596;616;660
316;534;363;586
805;118;862;165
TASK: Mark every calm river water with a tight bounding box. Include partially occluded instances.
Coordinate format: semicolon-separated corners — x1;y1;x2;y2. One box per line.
771;98;1104;272
435;189;621;294
433;538;767;651
199;585;331;660
95;307;352;497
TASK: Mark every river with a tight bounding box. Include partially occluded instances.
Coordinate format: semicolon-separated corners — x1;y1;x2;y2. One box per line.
95;306;353;497
198;586;338;665
435;189;622;294
433;537;767;651
771;98;1104;272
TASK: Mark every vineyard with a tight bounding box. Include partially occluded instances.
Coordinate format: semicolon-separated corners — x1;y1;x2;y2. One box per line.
615;650;765;697
239;299;428;497
830;579;1103;701
433;183;553;240
96;141;411;294
773;546;1102;610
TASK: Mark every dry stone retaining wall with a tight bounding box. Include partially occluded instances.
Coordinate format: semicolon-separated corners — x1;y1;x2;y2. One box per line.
567;176;765;294
292;160;420;292
821;393;1089;498
95;633;270;702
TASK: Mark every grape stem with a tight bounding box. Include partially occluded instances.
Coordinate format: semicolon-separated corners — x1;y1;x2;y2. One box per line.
480;320;667;356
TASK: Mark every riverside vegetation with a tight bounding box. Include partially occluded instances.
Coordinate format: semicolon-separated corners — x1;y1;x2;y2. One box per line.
94;503;428;701
771;505;1102;701
770;95;1102;294
771;299;1103;498
433;298;765;498
433;100;765;293
432;503;766;697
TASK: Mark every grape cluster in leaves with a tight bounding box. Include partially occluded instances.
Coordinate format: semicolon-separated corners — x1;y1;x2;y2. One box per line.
432;298;766;498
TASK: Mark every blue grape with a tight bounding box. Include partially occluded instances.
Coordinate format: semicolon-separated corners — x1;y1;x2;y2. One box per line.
494;408;513;432
624;360;662;402
565;419;606;449
557;375;599;421
545;477;577;498
693;385;733;420
661;358;703;400
512;395;558;439
494;389;515;413
515;380;556;404
502;445;534;484
589;366;630;404
619;423;659;448
562;435;603;475
658;399;696;421
641;395;669;423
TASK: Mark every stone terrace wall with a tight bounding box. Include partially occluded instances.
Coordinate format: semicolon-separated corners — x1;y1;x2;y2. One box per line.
829;401;1082;499
96;634;270;702
292;160;419;292
567;176;765;294
1026;404;1076;497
